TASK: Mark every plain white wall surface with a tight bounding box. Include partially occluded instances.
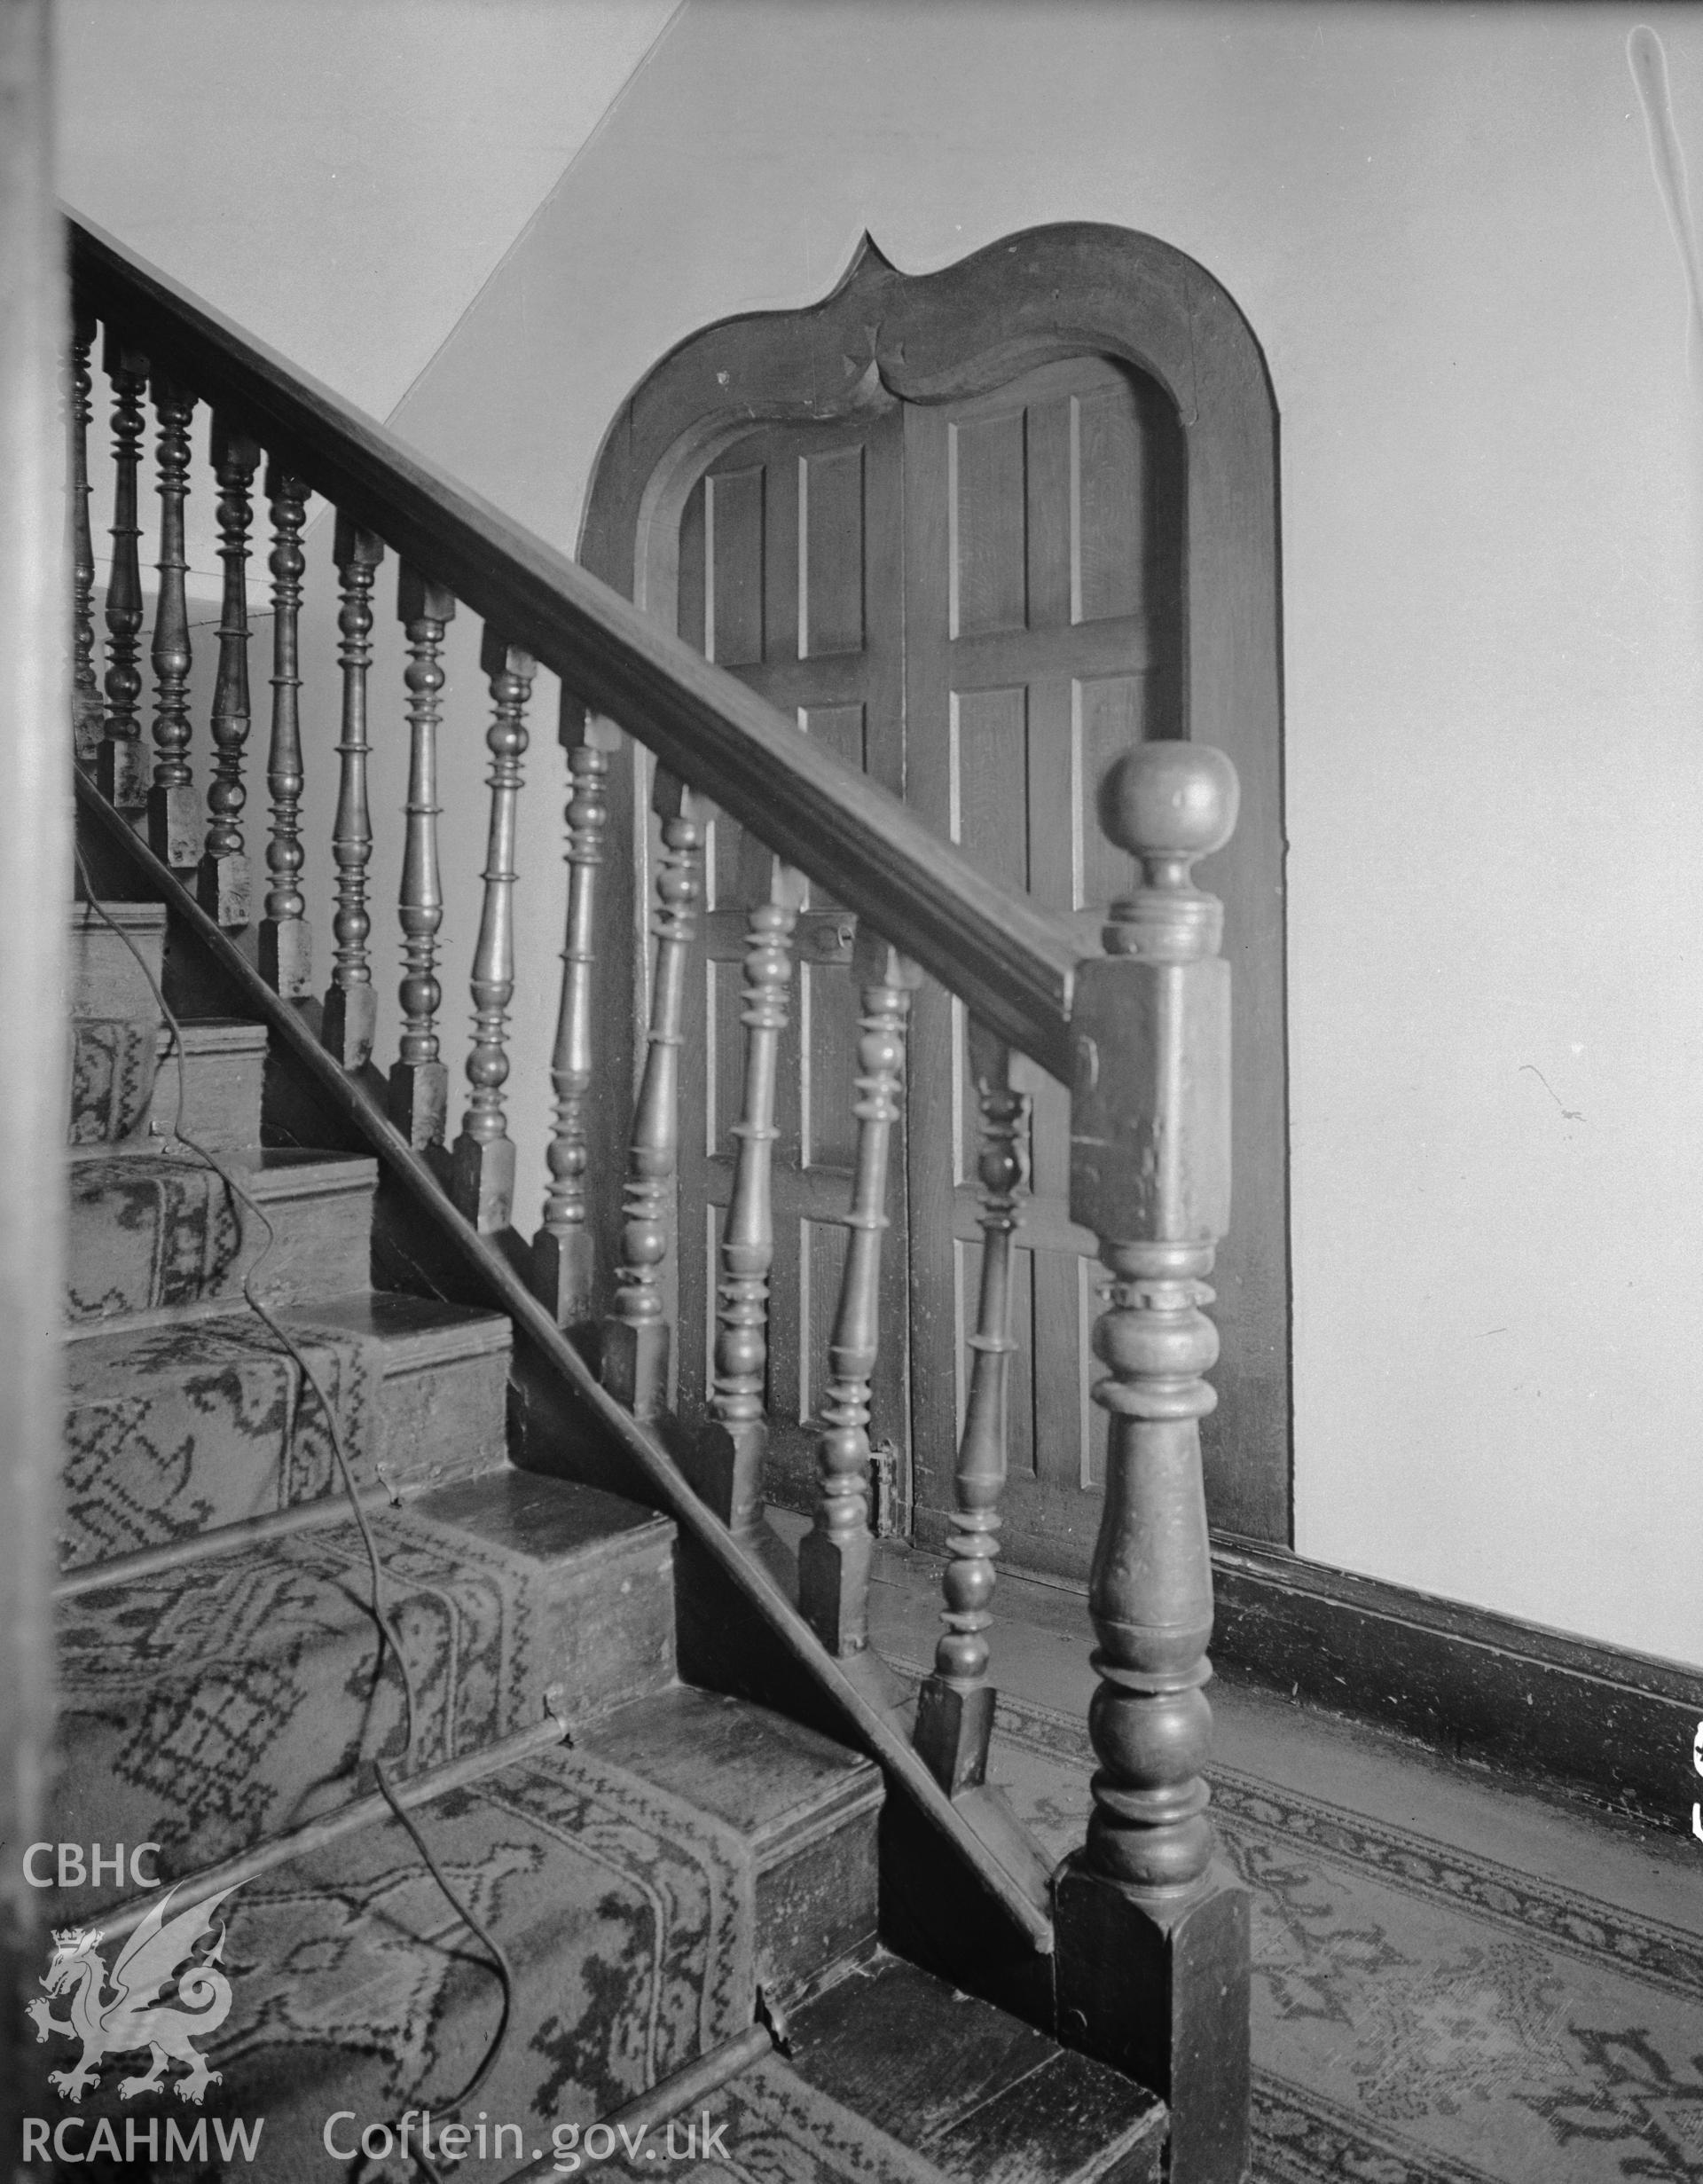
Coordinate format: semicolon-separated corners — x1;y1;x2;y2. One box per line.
59;0;681;423
59;0;1703;1667
59;0;680;593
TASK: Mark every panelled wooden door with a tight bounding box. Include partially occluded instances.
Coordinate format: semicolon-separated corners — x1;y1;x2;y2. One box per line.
672;355;1187;1583
904;357;1184;1576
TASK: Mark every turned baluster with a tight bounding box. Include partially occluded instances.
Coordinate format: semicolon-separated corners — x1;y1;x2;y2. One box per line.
914;1025;1027;1792
198;416;261;925
145;373;197;872
1052;742;1250;2184
321;515;385;1065
533;711;620;1336
258;463;312;997
697;855;807;1536
797;932;922;1655
68;310;102;764
388;566;456;1149
602;774;706;1418
451;632;535;1229
97;333;149;822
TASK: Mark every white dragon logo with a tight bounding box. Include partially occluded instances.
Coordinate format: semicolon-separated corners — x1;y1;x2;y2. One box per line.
27;1883;238;2105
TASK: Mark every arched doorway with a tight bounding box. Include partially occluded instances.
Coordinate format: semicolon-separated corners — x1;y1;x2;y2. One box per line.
580;224;1290;1570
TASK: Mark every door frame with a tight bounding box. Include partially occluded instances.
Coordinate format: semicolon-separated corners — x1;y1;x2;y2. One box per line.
577;222;1292;1545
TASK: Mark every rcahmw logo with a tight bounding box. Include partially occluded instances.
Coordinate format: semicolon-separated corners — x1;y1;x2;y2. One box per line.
21;2116;263;2167
20;1839;261;2158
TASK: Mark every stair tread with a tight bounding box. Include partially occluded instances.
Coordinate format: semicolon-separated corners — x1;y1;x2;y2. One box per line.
55;1466;669;1628
63;1287;507;1360
580;1685;882;1862
156;1015;268;1053
787;1956;1165;2184
68;1143;376;1191
51;1470;679;1903
70;899;164;932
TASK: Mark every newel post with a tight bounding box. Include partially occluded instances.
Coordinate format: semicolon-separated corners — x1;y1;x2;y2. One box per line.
1053;743;1251;2184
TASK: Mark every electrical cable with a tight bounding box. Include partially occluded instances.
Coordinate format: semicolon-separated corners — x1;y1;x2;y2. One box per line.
71;861;520;2169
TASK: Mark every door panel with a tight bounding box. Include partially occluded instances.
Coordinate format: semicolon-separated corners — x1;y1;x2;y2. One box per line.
673;409;909;1514
906;356;1183;1579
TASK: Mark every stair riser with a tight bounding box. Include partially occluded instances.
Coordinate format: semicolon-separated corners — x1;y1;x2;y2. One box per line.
66;1162;372;1324
67;907;165;1017
754;1806;882;2006
378;1345;510;1494
145;1024;267;1152
68;1022;268;1153
59;1338;510;1573
572;1687;885;2017
52;1505;677;1908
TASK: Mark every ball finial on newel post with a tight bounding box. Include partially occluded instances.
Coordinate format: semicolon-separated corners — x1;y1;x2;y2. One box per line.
1097;741;1239;959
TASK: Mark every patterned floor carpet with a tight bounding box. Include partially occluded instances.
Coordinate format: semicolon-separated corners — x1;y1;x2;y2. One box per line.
958;1677;1703;2184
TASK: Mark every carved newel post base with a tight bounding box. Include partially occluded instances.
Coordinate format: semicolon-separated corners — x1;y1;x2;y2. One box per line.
1054;742;1250;2184
1055;1859;1250;2183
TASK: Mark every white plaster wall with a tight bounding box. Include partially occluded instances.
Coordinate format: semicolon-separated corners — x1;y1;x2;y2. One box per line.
59;0;679;593
60;0;1703;1666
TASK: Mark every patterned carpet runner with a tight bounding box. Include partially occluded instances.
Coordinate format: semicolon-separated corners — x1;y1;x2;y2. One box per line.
61;1310;381;1569
52;1497;577;1896
67;1153;245;1323
67;1016;159;1147
961;1674;1703;2184
33;1746;757;2181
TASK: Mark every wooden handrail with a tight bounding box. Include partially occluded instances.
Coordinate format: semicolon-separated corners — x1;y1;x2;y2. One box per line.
67;215;1081;1080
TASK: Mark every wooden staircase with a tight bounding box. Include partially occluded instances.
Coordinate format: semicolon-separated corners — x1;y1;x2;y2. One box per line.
0;152;1254;2182
40;878;1166;2180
